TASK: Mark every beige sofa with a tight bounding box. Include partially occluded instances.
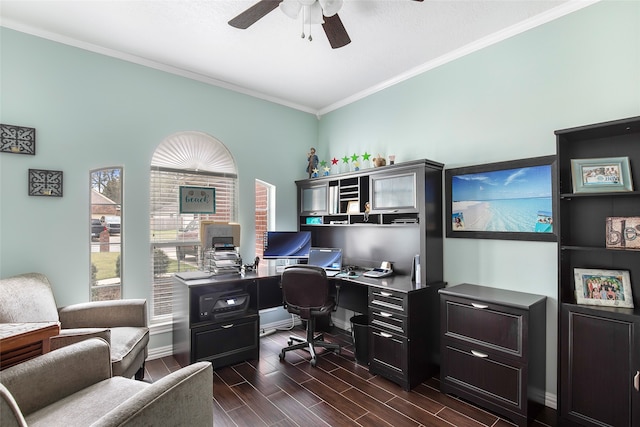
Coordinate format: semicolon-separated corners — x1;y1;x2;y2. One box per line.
0;338;213;427
0;273;148;379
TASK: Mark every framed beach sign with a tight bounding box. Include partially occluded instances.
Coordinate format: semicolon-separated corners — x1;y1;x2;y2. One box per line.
445;155;557;241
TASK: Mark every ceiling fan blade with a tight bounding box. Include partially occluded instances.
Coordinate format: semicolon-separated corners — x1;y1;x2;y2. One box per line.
228;0;283;29
322;14;350;49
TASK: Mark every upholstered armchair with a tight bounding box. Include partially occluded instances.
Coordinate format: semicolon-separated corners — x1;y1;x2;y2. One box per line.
0;338;213;427
0;273;149;379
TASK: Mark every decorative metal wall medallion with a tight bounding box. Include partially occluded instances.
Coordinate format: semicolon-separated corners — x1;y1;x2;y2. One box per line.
1;124;36;155
28;169;63;197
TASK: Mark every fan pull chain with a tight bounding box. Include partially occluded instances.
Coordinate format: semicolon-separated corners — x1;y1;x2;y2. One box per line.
299;6;313;42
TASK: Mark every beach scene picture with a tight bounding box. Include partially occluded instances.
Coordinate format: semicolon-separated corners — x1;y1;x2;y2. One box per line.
451;164;553;233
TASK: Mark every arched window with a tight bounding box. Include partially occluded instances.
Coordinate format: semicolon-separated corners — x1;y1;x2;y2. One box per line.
150;131;238;320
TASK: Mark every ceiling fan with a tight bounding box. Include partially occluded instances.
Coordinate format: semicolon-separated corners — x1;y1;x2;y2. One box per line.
228;0;423;49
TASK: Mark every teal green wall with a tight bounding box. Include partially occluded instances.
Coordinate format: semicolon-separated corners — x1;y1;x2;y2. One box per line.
317;0;639;403
1;0;638;403
0;27;317;300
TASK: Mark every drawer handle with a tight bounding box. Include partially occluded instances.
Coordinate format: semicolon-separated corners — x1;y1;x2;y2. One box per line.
471;303;488;309
379;332;393;338
221;324;234;329
634;371;639;392
471;350;488;358
379;312;393;318
380;291;392;297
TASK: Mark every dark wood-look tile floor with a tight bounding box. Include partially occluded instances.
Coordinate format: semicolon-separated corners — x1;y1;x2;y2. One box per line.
144;326;557;427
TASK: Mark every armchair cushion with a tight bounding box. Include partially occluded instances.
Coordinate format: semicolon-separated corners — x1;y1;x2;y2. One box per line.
0;338;214;427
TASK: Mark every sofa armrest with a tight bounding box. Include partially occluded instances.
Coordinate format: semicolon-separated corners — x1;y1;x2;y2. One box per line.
91;362;213;427
0;338;112;417
0;383;28;427
59;299;147;329
50;328;111;350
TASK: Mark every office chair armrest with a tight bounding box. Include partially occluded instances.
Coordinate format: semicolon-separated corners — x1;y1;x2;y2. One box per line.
333;283;340;311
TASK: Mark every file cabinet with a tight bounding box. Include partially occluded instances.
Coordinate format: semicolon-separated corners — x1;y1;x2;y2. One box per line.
439;284;546;427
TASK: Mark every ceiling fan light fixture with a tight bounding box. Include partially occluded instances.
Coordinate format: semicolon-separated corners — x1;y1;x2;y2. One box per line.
279;0;301;19
319;0;343;17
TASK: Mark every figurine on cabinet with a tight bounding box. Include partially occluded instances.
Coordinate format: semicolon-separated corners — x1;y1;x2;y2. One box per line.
373;154;386;167
364;201;371;222
307;147;319;178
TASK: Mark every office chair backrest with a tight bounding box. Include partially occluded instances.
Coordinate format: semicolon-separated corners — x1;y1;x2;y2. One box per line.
281;265;330;319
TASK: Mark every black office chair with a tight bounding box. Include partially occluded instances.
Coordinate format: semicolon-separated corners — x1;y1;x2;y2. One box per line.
279;265;341;367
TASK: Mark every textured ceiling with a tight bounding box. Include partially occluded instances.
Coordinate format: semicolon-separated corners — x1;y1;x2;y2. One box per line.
1;0;597;115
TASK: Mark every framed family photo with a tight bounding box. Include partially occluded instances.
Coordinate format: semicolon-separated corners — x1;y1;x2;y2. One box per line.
570;156;633;193
445;155;557;241
573;268;634;308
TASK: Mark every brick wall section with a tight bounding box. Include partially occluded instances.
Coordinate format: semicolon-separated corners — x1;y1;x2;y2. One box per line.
255;182;268;258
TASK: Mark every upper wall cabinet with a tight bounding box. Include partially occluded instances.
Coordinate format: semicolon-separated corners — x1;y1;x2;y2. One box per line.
296;160;436;227
370;171;417;213
300;182;328;215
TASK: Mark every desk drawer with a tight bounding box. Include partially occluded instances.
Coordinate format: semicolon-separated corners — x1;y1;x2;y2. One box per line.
370;309;407;335
442;298;524;359
369;288;407;315
192;314;259;367
369;325;408;382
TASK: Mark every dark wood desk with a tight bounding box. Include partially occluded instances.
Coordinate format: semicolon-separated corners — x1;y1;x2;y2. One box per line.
0;322;60;370
173;265;444;390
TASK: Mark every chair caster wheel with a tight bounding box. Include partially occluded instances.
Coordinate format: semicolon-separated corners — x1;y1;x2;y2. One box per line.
310;358;317;367
287;340;293;346
279;351;285;361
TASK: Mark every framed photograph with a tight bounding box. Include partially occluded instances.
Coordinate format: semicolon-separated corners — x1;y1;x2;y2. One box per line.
445;155;557;241
570;156;633;193
573;268;634;308
179;186;215;214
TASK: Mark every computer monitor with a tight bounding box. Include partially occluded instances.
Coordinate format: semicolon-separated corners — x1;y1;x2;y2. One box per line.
307;247;342;271
262;231;312;259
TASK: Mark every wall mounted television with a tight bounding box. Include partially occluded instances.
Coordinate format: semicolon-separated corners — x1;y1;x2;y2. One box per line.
262;231;312;259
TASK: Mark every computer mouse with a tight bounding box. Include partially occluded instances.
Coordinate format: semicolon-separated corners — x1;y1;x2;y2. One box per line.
347;271;357;277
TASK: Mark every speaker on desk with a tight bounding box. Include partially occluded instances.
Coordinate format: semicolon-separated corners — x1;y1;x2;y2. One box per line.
411;254;421;284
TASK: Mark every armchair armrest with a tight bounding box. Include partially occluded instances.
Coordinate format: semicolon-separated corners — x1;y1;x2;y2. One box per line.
50;328;111;350
91;362;213;427
58;299;147;329
0;338;112;417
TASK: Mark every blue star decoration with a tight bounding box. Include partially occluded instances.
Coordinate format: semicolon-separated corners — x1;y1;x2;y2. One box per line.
312;168;319;178
323;166;331;176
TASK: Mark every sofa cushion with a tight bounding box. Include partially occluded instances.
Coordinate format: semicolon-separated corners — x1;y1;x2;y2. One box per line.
25;377;148;427
110;327;149;377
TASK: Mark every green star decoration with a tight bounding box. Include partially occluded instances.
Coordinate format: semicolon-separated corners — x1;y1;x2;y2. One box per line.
351;153;359;162
320;160;327;167
362;152;371;161
342;155;350;163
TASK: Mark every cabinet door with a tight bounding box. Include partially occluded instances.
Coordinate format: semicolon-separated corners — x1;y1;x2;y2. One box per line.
369;326;407;380
300;183;328;215
561;306;635;427
370;172;416;212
